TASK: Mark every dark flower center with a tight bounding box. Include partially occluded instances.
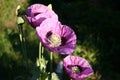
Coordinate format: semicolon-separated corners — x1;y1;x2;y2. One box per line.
46;31;61;47
33;13;40;17
67;65;82;74
61;37;67;46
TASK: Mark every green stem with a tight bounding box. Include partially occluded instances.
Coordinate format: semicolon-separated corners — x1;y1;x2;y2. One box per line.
50;52;53;80
39;42;42;68
16;6;27;64
41;46;44;63
42;46;44;55
39;42;42;80
18;24;27;63
39;42;45;80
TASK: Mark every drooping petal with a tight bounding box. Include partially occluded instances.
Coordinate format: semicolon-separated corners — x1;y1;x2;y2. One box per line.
63;55;94;80
25;4;58;27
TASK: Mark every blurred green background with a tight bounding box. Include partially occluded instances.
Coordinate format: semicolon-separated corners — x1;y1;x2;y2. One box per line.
0;0;120;80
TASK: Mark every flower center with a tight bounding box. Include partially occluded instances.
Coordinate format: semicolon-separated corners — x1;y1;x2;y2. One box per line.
47;34;61;47
71;66;81;74
67;65;82;74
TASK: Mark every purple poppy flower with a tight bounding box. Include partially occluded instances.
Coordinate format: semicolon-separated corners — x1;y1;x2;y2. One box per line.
36;18;76;54
63;55;94;80
25;4;58;28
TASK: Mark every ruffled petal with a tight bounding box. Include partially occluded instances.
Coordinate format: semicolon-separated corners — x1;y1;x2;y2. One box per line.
63;55;94;80
36;18;76;54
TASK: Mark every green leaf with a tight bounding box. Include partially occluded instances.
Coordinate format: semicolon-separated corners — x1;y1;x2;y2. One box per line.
48;4;52;9
16;5;21;16
17;17;24;24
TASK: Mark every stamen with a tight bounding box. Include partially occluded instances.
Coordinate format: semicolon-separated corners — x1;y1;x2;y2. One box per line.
72;66;80;73
47;34;61;47
67;65;82;74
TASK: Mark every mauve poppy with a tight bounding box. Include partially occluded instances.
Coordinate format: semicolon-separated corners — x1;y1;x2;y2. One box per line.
63;55;94;80
25;4;58;28
36;18;76;54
